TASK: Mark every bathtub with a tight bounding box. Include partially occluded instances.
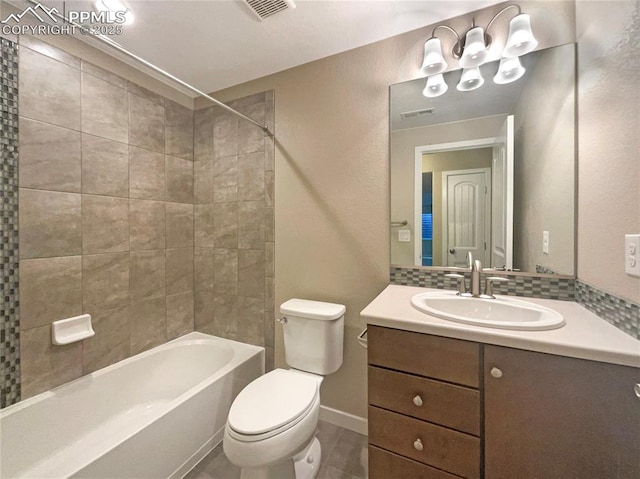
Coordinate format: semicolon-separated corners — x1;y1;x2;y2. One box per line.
0;332;264;479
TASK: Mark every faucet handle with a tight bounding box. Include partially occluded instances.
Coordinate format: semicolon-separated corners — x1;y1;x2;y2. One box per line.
482;276;509;299
445;273;468;296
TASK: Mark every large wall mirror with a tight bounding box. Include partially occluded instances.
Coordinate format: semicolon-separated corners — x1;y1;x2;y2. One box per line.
390;43;576;275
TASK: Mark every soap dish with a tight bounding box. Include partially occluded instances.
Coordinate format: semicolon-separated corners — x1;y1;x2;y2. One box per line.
51;314;95;345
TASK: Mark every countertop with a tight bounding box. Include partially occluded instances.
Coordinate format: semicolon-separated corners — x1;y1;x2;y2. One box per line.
360;285;640;368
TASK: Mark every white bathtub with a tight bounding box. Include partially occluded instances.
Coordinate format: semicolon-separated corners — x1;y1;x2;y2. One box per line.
0;332;264;479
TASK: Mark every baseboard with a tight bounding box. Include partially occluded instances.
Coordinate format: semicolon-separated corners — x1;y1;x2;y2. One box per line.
319;405;368;436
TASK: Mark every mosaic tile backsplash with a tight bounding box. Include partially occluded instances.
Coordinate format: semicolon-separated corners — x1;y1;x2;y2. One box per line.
1;37;20;407
576;281;639;340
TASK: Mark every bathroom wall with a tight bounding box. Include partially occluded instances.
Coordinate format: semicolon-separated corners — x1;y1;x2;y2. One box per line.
192;94;276;368
16;35;195;399
201;1;576;420
576;0;640;303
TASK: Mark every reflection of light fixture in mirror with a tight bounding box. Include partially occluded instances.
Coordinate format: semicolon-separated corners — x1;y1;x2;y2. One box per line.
423;74;448;97
459;27;488;68
457;67;484;91
503;14;538;57
95;0;134;25
421;38;448;75
494;57;526;84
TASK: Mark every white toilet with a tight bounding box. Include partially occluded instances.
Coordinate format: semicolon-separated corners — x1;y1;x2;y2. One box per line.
223;298;345;479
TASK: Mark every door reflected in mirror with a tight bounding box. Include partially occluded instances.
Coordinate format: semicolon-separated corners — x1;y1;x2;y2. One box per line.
390;43;575;275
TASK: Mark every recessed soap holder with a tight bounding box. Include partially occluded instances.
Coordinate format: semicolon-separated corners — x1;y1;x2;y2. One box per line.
51;314;95;345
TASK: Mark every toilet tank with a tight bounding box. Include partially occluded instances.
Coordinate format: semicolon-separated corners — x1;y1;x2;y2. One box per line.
280;299;345;375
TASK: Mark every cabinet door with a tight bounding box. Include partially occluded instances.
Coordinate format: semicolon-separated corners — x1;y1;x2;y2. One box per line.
484;345;640;479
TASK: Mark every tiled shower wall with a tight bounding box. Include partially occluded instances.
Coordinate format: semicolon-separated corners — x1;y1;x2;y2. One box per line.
193;93;276;369
15;37;196;399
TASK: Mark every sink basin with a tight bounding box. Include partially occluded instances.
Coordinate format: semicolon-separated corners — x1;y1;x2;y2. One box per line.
411;291;565;331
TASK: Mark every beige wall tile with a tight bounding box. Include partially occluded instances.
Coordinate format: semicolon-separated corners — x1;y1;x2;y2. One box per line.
20;36;80;69
19;47;80;130
129;146;165;200
194;288;215;329
130;199;165;251
238;152;265;201
214;111;238;159
81;61;128;89
212;293;238;339
19;256;82;330
264;307;275;348
129;93;165;153
265;241;275;278
264;136;274;171
212;203;237;248
130;296;166;355
127;81;165;106
194;204;215;248
236;297;265;346
238;250;265;299
265;170;275;207
83;253;130;312
19;118;81;193
166;155;194;204
237;103;266;155
166;247;194;295
130;250;166;300
166;291;194;340
20;325;83;399
166;202;194;248
194;247;214;292
213;248;238;295
82;195;129;254
19;189;82;259
82;134;129;197
238;201;265;249
82;304;130;374
194;159;214;204
265;207;274;242
81;73;129;143
213;156;238;203
194;107;214;158
165;100;194;160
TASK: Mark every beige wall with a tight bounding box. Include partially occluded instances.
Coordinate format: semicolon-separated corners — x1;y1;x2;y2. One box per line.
513;43;575;275
203;0;576;419
576;0;640;302
422;149;493;265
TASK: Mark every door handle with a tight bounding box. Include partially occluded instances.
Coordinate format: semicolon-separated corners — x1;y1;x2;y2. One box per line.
449;248;456;254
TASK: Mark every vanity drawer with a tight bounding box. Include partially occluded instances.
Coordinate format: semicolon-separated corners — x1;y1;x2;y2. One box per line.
369;406;480;479
368;366;480;436
368;325;480;388
369;446;460;479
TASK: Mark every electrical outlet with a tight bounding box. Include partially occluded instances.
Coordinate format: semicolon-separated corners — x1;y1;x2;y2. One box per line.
542;231;549;255
625;234;640;277
398;230;411;242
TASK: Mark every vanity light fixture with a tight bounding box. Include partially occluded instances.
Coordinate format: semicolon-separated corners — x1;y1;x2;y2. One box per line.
422;73;448;97
420;4;537;94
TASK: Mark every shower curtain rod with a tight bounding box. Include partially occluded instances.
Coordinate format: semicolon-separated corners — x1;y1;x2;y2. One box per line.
25;0;273;136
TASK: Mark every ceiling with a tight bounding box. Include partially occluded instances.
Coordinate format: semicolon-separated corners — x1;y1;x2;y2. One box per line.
51;0;503;96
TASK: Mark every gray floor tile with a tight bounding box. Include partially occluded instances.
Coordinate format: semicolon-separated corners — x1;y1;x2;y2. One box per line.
325;430;368;478
316;421;343;464
197;445;241;479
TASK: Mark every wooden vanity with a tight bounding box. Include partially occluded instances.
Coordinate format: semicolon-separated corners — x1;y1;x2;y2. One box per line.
363;286;640;479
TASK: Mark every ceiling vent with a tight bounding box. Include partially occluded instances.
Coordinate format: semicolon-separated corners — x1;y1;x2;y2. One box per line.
400;108;435;119
242;0;296;21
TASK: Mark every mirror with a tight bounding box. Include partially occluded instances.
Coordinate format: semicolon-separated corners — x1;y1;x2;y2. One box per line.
390;43;575;275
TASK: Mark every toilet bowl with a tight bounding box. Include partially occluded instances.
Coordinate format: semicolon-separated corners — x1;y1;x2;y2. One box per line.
223;299;346;479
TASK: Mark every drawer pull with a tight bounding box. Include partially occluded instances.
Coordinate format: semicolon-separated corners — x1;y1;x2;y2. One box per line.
491;367;503;379
413;438;424;451
635;383;640;399
412;395;423;407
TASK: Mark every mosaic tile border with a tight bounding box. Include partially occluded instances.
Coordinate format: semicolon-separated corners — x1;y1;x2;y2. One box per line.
576;281;639;340
390;266;575;301
1;37;20;408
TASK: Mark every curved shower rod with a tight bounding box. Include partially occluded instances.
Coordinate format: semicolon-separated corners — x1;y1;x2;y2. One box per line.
25;0;274;137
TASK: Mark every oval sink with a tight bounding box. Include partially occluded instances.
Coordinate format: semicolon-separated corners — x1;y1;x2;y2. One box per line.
411;291;565;331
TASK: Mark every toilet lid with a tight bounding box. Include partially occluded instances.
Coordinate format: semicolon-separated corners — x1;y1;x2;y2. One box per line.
228;369;319;436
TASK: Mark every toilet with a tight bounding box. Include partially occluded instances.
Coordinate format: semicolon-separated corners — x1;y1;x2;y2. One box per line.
223;298;345;479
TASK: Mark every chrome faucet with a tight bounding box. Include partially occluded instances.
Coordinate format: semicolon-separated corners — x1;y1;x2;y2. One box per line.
446;252;508;298
470;255;483;297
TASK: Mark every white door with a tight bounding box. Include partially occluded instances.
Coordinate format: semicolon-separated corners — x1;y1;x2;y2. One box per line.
491;115;514;269
443;168;491;267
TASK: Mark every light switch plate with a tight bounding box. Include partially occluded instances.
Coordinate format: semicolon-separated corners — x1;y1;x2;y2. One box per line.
625;234;640;276
398;230;411;242
542;231;549;255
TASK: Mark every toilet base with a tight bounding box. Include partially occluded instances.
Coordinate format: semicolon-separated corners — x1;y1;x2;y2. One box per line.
239;436;321;479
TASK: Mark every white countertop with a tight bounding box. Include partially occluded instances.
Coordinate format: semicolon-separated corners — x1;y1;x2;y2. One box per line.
361;285;640;368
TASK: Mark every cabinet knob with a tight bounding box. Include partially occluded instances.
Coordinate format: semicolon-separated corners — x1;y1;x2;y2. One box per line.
634;383;640;399
491;367;503;379
413;438;423;451
413;395;423;407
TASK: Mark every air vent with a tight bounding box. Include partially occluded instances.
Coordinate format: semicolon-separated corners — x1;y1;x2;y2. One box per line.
400;108;435;119
243;0;296;20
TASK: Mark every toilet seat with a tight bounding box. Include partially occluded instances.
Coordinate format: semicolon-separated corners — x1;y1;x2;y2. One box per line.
227;369;320;442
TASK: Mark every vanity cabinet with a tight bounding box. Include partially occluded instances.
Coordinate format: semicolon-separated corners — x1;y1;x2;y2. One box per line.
367;325;640;479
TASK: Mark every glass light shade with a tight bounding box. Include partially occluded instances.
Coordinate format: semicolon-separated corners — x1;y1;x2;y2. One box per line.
422;74;448;98
421;38;448;76
503;13;538;57
459;27;488;68
493;57;526;84
457;67;485;91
